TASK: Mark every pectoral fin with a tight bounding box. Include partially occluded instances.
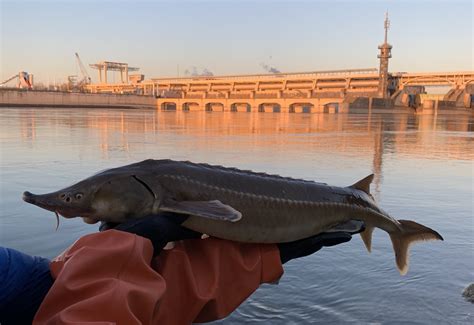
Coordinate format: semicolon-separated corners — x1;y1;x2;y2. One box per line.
160;199;242;222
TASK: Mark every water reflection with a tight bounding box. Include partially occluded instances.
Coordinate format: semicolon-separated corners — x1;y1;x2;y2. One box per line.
8;109;474;199
10;109;474;174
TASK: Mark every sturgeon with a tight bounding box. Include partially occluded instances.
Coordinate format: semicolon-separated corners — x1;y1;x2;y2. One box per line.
22;159;443;274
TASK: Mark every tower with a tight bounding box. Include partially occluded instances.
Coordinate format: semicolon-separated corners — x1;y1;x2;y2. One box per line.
378;12;392;98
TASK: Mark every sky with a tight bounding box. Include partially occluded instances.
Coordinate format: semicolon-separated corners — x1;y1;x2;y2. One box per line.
1;0;472;84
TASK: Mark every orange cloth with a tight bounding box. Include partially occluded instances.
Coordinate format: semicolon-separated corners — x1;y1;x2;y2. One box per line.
33;230;283;324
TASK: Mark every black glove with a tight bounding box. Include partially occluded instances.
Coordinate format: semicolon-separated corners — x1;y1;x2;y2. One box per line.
278;220;365;264
100;212;201;256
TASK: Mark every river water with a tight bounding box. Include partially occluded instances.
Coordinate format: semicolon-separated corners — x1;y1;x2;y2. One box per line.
0;108;472;324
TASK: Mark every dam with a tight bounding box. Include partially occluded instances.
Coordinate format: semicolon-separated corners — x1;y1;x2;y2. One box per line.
149;70;474;112
84;13;474;112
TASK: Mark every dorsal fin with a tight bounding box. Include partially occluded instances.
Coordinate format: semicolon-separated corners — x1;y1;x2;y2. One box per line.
349;174;374;194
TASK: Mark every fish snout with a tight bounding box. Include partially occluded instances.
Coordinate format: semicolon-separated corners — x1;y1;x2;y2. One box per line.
22;191;36;203
22;190;87;218
22;191;61;209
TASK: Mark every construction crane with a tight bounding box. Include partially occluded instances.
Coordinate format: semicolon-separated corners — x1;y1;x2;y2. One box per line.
75;52;91;87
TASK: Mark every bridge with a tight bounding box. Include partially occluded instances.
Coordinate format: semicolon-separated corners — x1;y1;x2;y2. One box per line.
395;71;474;87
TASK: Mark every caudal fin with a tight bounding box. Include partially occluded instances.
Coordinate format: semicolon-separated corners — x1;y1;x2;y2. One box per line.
389;220;443;275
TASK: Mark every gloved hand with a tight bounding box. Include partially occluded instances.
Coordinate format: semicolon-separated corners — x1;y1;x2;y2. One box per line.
99;212;201;256
101;214;365;263
278;220;365;264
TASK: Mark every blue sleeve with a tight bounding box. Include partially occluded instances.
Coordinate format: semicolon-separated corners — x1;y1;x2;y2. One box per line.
0;247;53;324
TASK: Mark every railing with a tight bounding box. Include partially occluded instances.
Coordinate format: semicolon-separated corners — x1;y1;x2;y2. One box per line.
395;71;474;77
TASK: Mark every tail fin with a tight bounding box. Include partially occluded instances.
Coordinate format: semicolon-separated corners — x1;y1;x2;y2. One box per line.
389;220;443;275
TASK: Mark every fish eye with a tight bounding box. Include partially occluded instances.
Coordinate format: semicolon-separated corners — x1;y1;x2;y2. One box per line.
75;193;84;200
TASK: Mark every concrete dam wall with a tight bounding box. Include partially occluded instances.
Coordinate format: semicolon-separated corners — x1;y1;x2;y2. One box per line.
0;89;157;109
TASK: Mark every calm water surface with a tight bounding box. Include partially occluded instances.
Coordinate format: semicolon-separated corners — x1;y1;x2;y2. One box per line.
0;108;473;324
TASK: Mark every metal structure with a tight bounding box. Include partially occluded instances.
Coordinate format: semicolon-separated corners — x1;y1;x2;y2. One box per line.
395;71;474;87
67;75;78;90
89;61;139;84
75;53;91;86
0;72;33;89
377;12;392;98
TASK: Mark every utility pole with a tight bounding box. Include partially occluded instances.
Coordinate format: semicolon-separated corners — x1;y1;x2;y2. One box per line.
377;12;392;98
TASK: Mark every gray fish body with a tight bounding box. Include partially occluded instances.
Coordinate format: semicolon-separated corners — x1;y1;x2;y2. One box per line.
23;159;443;274
124;160;395;243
